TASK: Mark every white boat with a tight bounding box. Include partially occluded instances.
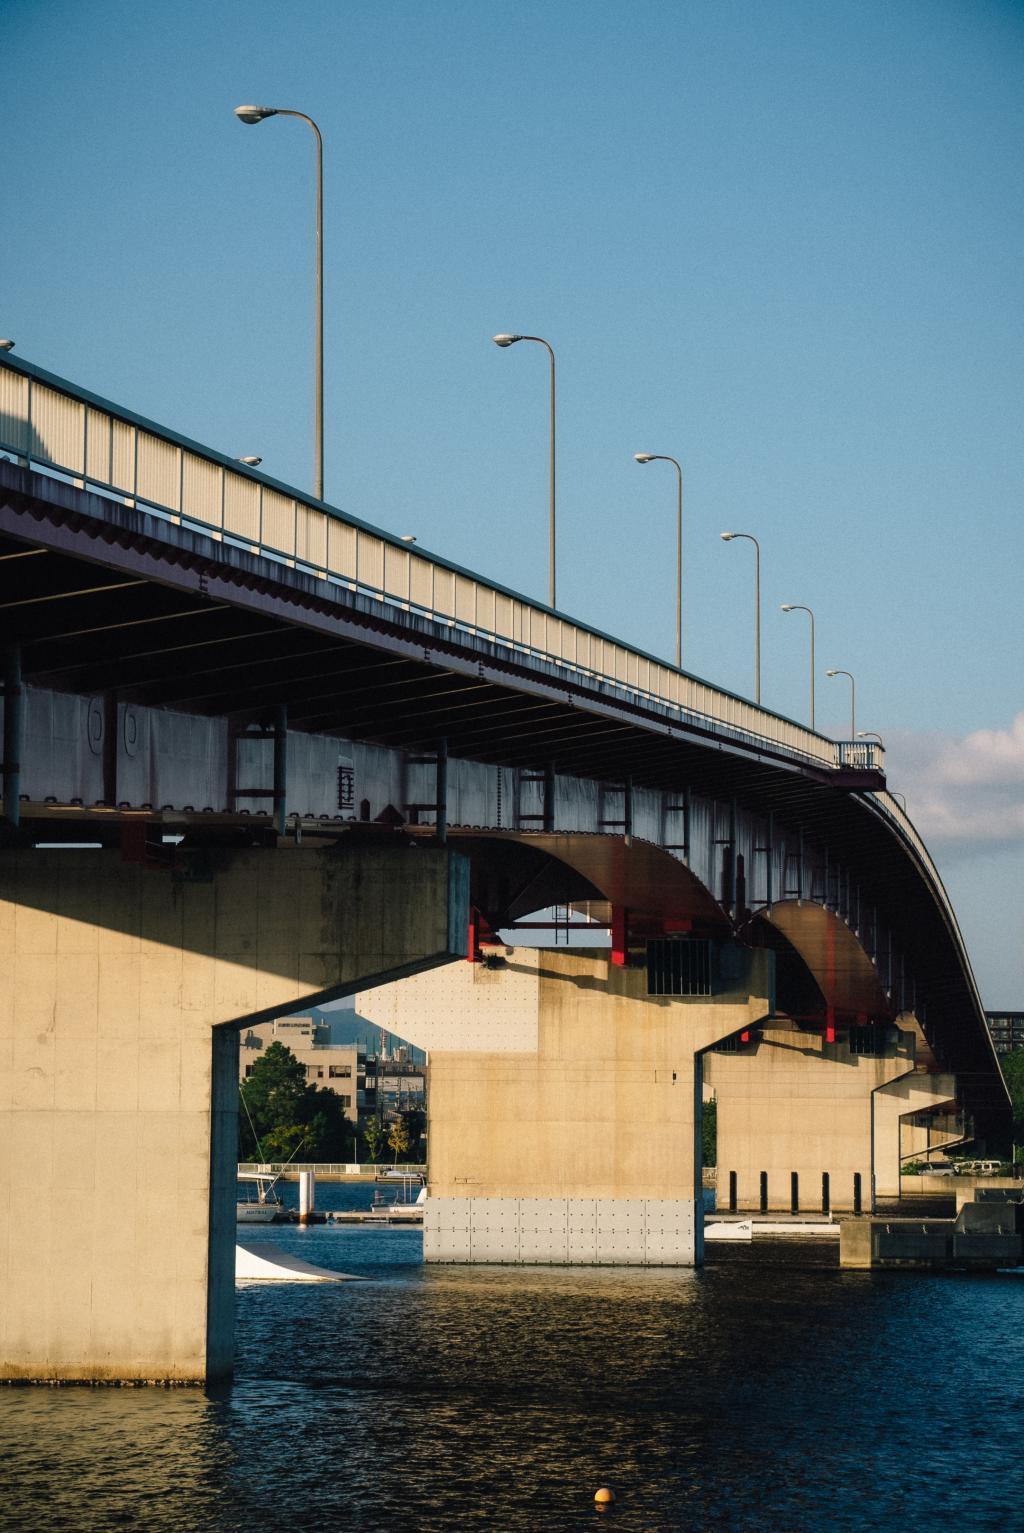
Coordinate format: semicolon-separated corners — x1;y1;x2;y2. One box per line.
236;1171;285;1224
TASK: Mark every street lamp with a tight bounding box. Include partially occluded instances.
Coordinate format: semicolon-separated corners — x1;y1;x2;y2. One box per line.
236;455;262;467
721;532;761;704
0;340;14;353
634;453;683;668
826;668;856;738
857;730;884;746
234;104;325;501
781;603;816;729
493;333;556;608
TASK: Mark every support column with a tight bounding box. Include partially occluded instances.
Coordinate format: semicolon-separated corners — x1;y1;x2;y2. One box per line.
0;843;468;1383
873;1069;959;1200
705;1019;917;1212
358;944;774;1266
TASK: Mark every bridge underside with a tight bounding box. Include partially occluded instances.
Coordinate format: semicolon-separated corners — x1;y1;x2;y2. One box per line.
0;461;1004;1128
0;457;1011;1375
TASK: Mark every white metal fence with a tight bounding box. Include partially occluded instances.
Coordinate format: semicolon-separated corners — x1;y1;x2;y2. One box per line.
0;354;879;775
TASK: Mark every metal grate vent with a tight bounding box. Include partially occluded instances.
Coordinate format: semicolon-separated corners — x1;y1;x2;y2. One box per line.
646;938;712;997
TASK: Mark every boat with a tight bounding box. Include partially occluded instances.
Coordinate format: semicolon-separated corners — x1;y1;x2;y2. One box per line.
236;1171;285;1223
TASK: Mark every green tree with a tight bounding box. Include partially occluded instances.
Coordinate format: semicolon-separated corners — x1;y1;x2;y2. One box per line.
239;1042;308;1158
260;1123;306;1161
387;1116;411;1166
701;1099;717;1169
400;1107;426;1162
1000;1048;1024;1153
363;1117;385;1163
239;1042;356;1161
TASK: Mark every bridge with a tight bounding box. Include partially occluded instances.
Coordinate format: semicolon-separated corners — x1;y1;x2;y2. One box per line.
0;351;1008;1380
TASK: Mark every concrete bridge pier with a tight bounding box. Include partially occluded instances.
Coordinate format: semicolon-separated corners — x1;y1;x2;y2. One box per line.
0;843;467;1384
706;1018;957;1213
873;1067;960;1199
359;944;774;1266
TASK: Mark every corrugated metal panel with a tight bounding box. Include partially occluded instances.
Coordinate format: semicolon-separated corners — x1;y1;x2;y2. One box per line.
85;408;112;483
0;369;30;453
136;432;180;511
493;593;513;641
327;517;357;581
182;453;222;528
475;584;495;634
454;575;475;625
111;419;135;494
409;556;433;610
383;542;410;600
433;566;455;619
296;502;327;568
223;475;259;541
262;489;295;553
357;532;383;592
31;383;84;473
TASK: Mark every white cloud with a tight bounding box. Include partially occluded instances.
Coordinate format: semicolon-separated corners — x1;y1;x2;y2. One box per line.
885;713;1024;854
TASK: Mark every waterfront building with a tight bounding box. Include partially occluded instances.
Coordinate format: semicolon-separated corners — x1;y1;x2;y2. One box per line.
985;1012;1024;1055
239;1016;366;1123
239;1014;427;1126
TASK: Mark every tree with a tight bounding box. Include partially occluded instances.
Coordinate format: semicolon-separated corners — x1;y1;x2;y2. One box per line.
1000;1049;1024;1152
239;1042;308;1158
362;1117;385;1163
701;1099;717;1168
400;1107;426;1162
387;1116;411;1166
239;1042;356;1161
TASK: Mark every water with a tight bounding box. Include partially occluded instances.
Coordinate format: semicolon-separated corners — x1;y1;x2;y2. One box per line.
3;1207;1023;1533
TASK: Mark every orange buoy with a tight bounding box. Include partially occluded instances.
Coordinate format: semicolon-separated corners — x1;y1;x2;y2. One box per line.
594;1487;615;1505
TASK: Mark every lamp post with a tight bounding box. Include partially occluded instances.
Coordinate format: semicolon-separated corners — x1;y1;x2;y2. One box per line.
235;105;324;501
493;334;556;608
634;453;683;668
781;603;816;729
826;668;856;738
721;532;761;704
857;730;884;746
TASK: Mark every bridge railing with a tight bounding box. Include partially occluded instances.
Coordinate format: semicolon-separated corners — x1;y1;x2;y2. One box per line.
0;354;880;775
837;741;882;771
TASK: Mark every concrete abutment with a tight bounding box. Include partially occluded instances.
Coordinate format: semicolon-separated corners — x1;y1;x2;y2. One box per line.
0;844;467;1384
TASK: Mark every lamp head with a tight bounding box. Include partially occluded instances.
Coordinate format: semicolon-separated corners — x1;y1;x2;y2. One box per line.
780;604;794;612
826;669;839;677
633;453;656;464
0;339;14;352
399;534;417;544
236;456;262;467
234;105;278;125
492;334;522;347
720;532;736;541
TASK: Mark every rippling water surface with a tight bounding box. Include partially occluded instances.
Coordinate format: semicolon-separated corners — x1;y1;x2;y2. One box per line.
3;1192;1023;1532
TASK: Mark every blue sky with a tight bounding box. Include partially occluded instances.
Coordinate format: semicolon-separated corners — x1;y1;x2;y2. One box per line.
3;0;1022;1000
